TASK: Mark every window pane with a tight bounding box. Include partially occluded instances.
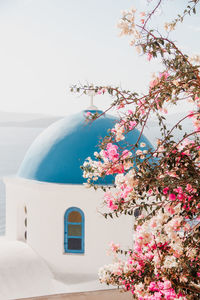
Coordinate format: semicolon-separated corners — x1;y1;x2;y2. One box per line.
68;224;81;236
68;238;82;250
68;211;82;223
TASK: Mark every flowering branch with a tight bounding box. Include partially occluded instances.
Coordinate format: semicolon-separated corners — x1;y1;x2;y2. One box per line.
71;1;200;299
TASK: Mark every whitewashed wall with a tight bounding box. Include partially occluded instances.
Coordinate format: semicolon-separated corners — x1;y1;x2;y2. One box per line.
4;177;133;277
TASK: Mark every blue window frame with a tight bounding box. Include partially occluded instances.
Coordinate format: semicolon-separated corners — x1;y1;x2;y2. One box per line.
64;207;84;254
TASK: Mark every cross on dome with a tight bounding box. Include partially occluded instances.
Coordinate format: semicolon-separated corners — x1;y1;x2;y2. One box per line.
86;90;98;111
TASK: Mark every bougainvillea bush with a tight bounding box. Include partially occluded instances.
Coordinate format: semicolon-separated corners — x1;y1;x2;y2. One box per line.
71;1;200;299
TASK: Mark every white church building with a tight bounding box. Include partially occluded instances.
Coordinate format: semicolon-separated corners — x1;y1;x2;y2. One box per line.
2;104;152;299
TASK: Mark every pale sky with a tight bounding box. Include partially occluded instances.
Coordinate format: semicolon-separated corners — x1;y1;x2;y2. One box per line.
0;0;199;116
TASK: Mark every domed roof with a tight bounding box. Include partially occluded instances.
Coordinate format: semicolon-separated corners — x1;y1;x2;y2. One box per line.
18;110;153;184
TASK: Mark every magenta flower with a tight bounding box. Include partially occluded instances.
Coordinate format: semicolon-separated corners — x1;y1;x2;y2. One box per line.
169;193;176;201
129;120;137;130
163;187;169;195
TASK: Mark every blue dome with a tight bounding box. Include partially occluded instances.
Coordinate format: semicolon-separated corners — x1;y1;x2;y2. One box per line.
18;110;153;184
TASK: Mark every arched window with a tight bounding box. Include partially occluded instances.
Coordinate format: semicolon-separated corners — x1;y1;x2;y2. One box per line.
64;207;84;254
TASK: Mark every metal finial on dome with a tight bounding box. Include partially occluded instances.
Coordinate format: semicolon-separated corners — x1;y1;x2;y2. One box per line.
86;90;98;111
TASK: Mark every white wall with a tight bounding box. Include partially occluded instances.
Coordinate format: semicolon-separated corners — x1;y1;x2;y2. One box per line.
4;178;133;277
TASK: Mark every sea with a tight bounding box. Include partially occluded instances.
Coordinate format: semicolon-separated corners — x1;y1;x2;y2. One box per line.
0;126;44;235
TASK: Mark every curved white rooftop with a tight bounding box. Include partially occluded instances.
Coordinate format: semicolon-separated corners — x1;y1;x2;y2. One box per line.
0;238;114;299
0;238;54;299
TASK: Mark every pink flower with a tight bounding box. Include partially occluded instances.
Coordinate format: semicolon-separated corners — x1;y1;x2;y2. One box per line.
149;79;159;89
105;163;124;175
167;206;175;214
174;187;182;193
140;12;146;17
129;120;137;130
104;191;118;210
188;111;194;118
97;88;106;95
149;282;158;292
164;280;171;289
147;52;153;61
150;220;157;228
121;186;133;198
128;109;133;115
117;103;124;109
159;71;169;80
186;184;192;192
177;193;184;201
163;187;169;195
122;150;130;158
109;241;120;252
103;143;119;161
169;193;176;201
86;111;92;117
163;108;168;114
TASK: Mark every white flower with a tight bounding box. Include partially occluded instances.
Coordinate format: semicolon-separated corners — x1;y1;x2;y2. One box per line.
187;248;197;259
115;174;125;187
163;255;178;269
83;182;91;188
180;276;188;283
114;123;125;142
94;151;99;157
164;22;176;32
134;283;145;297
130;39;135;46
140;142;146;147
136;149;143;155
123;160;133;170
135;45;142;54
190;54;200;63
